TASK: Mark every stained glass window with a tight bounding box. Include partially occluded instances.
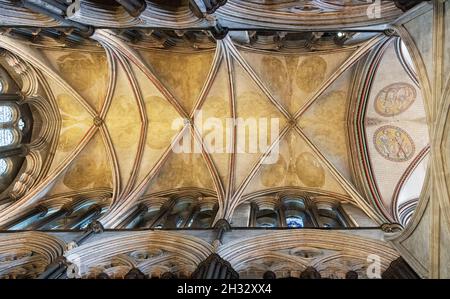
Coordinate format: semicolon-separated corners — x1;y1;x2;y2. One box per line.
0;159;8;175
0;129;14;147
0;106;13;123
286;216;304;228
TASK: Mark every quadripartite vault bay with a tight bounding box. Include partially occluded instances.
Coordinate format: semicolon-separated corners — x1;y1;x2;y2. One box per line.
0;0;448;279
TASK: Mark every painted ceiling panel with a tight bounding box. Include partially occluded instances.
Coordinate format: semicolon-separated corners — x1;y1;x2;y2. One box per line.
242;130;349;197
139;49;215;114
195;61;230;192
129;62;183;185
298;66;355;183
364;40;429;215
104;59;141;192
63;131;113;191
41;49;109;113
45;131;112;196
233;58;288;194
45;75;92;173
239;49;353;115
144;129;216;194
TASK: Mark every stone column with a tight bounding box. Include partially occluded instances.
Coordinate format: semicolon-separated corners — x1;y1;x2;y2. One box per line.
190;253;239;279
0;205;48;229
0;93;23;103
27;205;72;230
62;205;102;230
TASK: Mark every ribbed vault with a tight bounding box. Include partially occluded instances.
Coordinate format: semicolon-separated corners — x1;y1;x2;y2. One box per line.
0;27;429;228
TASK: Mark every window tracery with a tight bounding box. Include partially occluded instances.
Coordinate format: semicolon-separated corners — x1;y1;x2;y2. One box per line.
122;195;218;229
0;159;8;175
249;195;351;229
0;106;13;123
0;128;15;147
0;102;30;181
1;199;108;231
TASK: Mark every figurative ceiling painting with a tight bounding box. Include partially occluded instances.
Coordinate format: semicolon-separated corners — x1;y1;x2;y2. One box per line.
356;39;429;223
374;83;417;117
373;125;416;163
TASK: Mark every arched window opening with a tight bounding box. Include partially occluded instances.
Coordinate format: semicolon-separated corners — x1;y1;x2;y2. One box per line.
249;195;351;229
2;195;110;230
39;211;66;230
0;159;8;176
1;206;48;230
280;197;314;228
190;205;217;228
317;209;342;228
255;209;278;228
0;128;15;147
286;215;304;228
0;76;33;194
10;214;41;230
315;202;347;228
31;205;72;230
135;208;161;228
61;202;105;230
0;106;13;123
165;198;195;228
398;199;417;227
127;196;218;229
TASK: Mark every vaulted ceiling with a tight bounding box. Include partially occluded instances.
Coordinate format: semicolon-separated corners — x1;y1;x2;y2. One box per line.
0;0;430;228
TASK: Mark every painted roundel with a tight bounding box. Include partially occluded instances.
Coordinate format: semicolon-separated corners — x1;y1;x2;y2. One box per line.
296;56;327;93
374;83;416;117
373;126;415;162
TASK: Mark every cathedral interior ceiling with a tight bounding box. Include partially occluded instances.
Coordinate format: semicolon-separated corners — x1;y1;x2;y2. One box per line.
0;29;429;227
0;0;438;279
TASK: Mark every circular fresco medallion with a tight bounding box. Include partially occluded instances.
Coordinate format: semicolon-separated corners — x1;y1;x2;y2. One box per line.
261;155;287;187
373;126;415;162
296;56;327;93
374;83;416;117
295;152;325;187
